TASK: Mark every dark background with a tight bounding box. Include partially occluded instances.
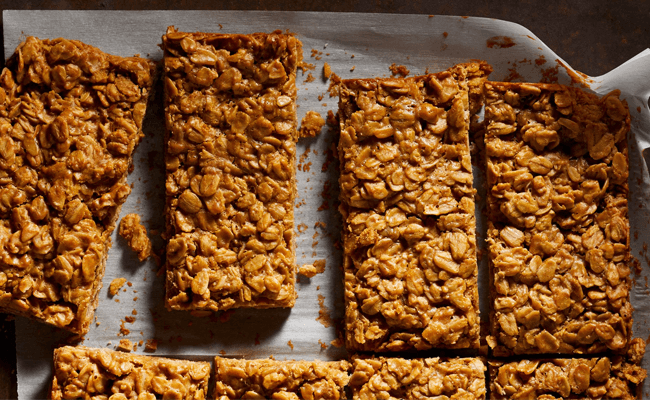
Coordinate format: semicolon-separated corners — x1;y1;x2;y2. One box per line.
0;1;648;398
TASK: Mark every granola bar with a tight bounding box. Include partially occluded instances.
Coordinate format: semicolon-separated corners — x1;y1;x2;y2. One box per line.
489;339;647;399
213;357;350;399
50;345;210;400
342;206;479;351
339;64;490;352
338;67;476;213
162;27;302;312
485;81;633;355
349;357;486;400
0;37;154;334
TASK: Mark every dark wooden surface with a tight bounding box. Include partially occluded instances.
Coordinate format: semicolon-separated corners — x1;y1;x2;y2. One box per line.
0;1;648;398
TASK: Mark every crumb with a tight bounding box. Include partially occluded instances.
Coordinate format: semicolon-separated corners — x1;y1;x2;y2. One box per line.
316;294;333;328
95;321;101;327
327;74;341;97
119;320;130;336
318;339;328;350
351;54;355;58
109;278;127;296
119;213;152;261
299;111;326;138
350;66;355;72
299;62;316;73
144;339;159;352
323;62;332;79
125;316;136;324
117;339;133;352
304;73;315;83
326;110;337;126
298;258;326;278
287;340;294;350
318;94;324;101
133;297;138;301
297;223;308;233
330;338;343;348
132;309;137;315
389;63;410;77
219;24;223;29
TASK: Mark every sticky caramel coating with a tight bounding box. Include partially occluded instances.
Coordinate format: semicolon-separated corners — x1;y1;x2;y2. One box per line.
0;37;154;334
349;357;486;400
162;27;303;312
485;81;633;355
50;346;210;400
213;357;350;400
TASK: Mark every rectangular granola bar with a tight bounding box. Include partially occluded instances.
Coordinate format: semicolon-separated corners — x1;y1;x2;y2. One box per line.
349;357;486;400
489;339;647;399
485;81;633;355
50;346;210;400
213;357;350;399
339;64;490;352
0;37;154;334
162;27;302;312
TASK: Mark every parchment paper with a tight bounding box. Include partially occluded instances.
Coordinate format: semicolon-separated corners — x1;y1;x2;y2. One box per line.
4;11;650;399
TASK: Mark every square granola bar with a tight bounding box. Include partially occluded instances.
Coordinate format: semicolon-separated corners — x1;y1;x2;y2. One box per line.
338;67;476;214
213;357;350;399
50;346;210;399
349;356;486;400
0;37;154;334
489;339;647;399
342;206;479;351
485;81;633;355
338;64;490;352
162;27;302;312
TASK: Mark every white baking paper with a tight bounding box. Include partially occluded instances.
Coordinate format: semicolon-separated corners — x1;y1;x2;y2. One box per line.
3;11;650;399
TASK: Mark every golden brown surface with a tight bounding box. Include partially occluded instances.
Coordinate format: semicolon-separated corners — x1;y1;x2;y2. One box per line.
338;69;474;212
485;81;633;356
162;27;303;312
118;213;152;261
50;345;210;400
0;37;154;334
339;64;489;352
489;339;647;399
213;357;350;400
349;356;486;400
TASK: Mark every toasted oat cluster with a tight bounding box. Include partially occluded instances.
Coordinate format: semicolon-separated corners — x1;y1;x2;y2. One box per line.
162;27;302;312
50;346;210;400
489;339;647;399
213;357;350;400
0;37;154;334
485;82;633;355
339;64;490;352
349;357;486;400
119;213;152;261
